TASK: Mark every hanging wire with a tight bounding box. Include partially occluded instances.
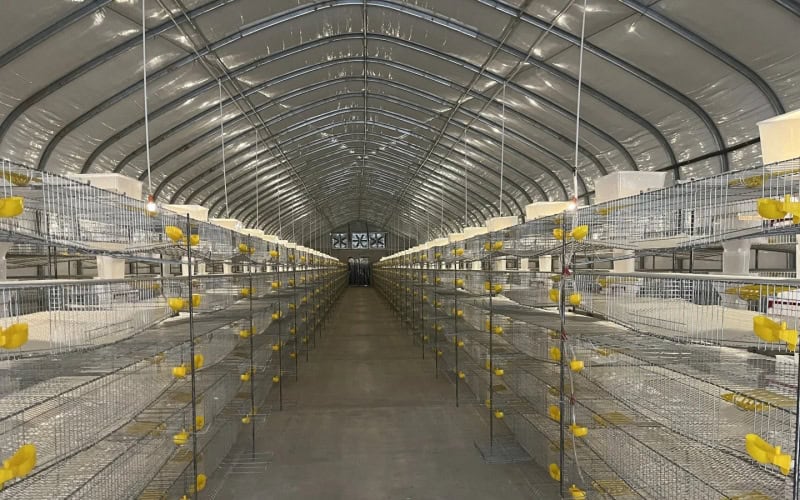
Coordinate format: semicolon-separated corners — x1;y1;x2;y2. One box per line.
278;187;282;238
219;80;230;217
499;83;506;217
254;131;260;229
572;0;588;206
464;128;468;227
141;0;152;195
440;179;445;236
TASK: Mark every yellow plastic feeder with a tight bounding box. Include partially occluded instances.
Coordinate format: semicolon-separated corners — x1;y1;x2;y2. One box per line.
0;323;29;349
173;430;189;446
2;444;36;479
168;298;186;313
569;293;582;306
165;226;184;242
272;375;280;383
570;359;585;372
549;463;561;482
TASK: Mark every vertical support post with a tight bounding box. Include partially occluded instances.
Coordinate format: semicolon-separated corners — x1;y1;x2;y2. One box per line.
487;235;494;450
454;257;460;408
433;251;439;378
248;236;256;458
558;213;567;499
186;215;199;499
292;249;299;381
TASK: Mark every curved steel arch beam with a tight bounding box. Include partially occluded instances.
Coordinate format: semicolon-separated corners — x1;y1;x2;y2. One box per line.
166;106;568;209
84;31;662;176
484;0;727;170
619;0;783;114
222;145;497;231
40;2;654;175
209;133;503;224
209;148;512;224
241;177;467;236
180;115;559;216
141;69;596;205
10;0;683;179
0;0;114;68
133;54;614;188
773;0;800;16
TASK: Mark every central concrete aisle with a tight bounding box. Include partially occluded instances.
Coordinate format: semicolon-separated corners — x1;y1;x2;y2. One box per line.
214;287;550;499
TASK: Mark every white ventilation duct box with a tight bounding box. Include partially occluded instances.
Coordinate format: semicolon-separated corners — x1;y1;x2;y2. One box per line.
261;234;279;243
162;204;209;222
594;172;669;203
525;201;570;221
242;228;265;238
758;109;800;164
448;232;465;243
429;237;449;248
210;218;244;232
485;216;519;232
758;110;800;278
285;242;297;250
68;173;143;200
463;226;488;238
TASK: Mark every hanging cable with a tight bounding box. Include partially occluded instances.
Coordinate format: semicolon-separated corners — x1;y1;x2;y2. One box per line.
499;83;506;217
464;128;468;228
571;0;588;209
219;80;230;218
278;187;282;238
142;0;156;213
254;131;260;229
440;179;444;236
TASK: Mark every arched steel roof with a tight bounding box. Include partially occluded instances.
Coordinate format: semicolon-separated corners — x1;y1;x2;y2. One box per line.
0;0;797;246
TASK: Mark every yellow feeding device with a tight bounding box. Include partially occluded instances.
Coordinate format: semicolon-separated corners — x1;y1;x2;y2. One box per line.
1;444;36;480
553;228;564;241
189;234;200;246
0;323;29;349
570;424;588;437
191;294;202;308
753;315;798;351
548;463;561;482
548;405;561;422
272;375;280;383
745;433;791;475
238;243;249;253
239;329;251;339
168;298;186;313
569;485;586;499
271;281;281;290
570;225;589;241
240;288;253;298
494;410;504;419
549;289;560;303
569;293;582;306
570;359;585;372
165;226;184;242
240;372;250;382
458;371;466;379
173;430;189;446
454;278;464;287
549;347;561;362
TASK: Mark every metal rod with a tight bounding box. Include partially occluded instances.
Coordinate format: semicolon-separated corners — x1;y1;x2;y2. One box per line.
558;213;567;498
186;214;199;499
248;236;256;459
488;235;494;450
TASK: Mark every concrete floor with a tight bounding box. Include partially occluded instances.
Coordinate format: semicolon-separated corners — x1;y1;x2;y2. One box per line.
212;287;550;500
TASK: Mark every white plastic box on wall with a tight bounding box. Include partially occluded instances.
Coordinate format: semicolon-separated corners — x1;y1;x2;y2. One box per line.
758;109;800;164
525;201;570;221
594;172;669;203
485;216;518;232
210;218;244;232
163;204;209;222
67;173;143;200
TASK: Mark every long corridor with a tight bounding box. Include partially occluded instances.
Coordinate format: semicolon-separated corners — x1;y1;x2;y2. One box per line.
213;286;549;499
